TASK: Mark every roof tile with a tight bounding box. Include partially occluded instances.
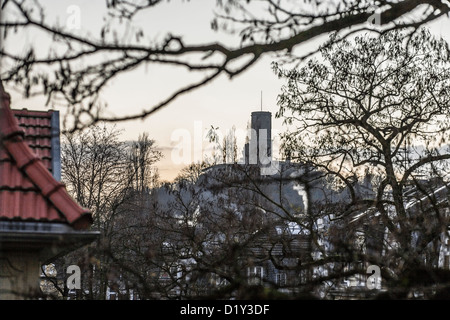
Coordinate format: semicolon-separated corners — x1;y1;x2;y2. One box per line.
12;109;54;173
0;83;92;230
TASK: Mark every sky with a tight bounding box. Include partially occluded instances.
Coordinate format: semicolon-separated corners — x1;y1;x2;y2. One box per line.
3;1;450;182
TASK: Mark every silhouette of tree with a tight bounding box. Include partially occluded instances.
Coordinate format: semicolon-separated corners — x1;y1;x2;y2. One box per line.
274;28;450;298
50;124;162;299
1;0;449;131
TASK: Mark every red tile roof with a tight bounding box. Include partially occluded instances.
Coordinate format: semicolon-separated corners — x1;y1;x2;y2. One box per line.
0;83;92;230
12;109;55;173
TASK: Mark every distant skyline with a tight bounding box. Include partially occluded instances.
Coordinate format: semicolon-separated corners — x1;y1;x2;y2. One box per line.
3;1;450;182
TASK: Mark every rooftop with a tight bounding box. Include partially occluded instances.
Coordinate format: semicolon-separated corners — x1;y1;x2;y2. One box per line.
12;108;61;180
0;82;92;230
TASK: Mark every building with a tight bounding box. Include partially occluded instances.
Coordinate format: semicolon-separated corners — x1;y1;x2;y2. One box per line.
244;111;272;166
0;81;99;299
145;109;376;298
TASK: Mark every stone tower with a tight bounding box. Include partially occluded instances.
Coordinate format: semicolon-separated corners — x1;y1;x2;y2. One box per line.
244;111;272;166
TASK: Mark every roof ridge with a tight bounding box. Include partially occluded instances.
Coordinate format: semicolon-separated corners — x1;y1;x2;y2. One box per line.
0;94;25;140
12;108;54;118
1;83;92;230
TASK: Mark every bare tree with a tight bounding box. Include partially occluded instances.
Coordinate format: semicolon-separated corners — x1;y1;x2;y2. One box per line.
129;132;163;192
1;0;449;131
174;161;210;184
62;124;130;226
51;124;162;299
274;28;450;299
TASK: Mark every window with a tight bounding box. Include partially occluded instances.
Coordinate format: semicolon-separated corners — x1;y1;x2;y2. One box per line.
209;273;228;287
248;266;263;285
276;272;286;287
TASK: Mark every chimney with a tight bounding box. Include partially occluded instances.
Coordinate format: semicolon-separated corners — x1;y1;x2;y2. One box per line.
0;81;11;109
0;80;22;140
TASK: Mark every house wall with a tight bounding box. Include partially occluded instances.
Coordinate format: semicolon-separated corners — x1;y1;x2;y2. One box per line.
0;251;41;299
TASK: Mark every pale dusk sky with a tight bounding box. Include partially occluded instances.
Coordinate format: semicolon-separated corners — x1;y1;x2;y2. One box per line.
3;1;450;182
